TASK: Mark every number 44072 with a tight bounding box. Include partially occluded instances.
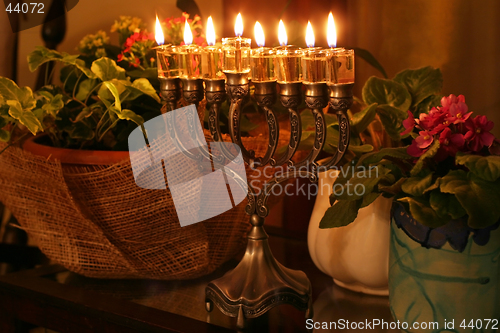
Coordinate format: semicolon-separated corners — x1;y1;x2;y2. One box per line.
5;3;44;14
461;319;499;330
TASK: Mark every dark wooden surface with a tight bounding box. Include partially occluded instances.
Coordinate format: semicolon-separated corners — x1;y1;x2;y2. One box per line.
0;232;396;332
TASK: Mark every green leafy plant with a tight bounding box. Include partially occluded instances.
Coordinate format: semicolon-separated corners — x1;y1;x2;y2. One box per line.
320;66;500;237
0;14;205;151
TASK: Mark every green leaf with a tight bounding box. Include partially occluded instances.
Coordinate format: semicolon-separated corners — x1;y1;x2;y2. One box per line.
0;77;36;110
357;147;411;167
41;93;64;117
319;199;362;229
362;77;411;111
7;100;42;135
455;153;500;182
331;165;391;201
351;47;387;78
73;107;94;123
129;78;161;103
28;46;95;78
75;79;98;101
398;196;447;228
401;173;433;197
101;81;121;111
376;105;409;141
360;192;381;208
0;129;10;142
113;109;144;126
352;103;377;134
410;140;440;176
440;170;500;229
414;93;442;118
393;67;443;111
429;190;466;220
91;57;126;81
379;177;406;195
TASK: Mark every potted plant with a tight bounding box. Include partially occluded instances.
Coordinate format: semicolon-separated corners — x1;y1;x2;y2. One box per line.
319;68;500;330
0;14;262;280
308;66;443;295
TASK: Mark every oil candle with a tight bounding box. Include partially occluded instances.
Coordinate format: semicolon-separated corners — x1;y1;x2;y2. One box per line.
155;15;180;78
178;20;202;78
325;13;354;84
274;20;302;83
250;21;275;82
301;21;327;83
222;13;251;73
201;16;224;80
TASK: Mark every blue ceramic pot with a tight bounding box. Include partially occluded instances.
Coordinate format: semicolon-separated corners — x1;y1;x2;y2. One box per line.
389;204;500;333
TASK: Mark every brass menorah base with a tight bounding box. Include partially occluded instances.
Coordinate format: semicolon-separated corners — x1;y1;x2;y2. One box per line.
205;213;312;329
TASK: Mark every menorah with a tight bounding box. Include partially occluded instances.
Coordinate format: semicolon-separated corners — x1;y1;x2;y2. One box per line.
158;69;353;328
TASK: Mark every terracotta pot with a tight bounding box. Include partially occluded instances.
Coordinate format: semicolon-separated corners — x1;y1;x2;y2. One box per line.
22;135;130;165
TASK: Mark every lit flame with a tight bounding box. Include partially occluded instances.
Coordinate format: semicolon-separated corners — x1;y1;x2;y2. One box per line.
207;16;216;46
327;13;337;48
306;21;315;48
155;15;164;45
183;20;193;45
235;13;243;37
254;21;265;47
278;20;287;46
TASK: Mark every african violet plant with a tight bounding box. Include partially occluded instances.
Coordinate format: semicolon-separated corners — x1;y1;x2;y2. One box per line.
0;14;204;151
319;66;500;251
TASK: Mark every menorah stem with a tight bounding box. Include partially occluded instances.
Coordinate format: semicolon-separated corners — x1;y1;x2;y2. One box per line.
292;82;329;170
322;83;354;168
253;81;279;167
225;73;255;167
181;78;204;118
159;77;182;112
273;82;302;167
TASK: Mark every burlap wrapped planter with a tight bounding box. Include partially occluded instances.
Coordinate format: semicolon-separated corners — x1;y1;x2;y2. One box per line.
0;131;279;280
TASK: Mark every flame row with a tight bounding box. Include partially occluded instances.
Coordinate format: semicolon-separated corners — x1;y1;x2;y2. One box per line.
156;13;337;48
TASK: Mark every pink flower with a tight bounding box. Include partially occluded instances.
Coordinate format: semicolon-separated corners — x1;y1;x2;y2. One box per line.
419;107;447;133
435;127;465;160
407;130;434;157
447;101;471;124
407;141;425;157
464;115;495;151
400;110;415;136
440;94;462;110
415;130;434;149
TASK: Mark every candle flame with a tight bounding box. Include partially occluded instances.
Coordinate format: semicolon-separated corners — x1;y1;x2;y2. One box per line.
184;20;193;45
278;20;287;46
207;16;216;46
306;21;315;48
235;13;243;37
327;12;337;48
254;21;265;47
155;15;164;45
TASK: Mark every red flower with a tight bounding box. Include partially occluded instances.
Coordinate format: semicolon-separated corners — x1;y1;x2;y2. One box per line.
447;101;471;124
419;107;447;134
117;53;124;62
464;115;495;152
436;127;465;160
400;111;415;136
407;130;434;157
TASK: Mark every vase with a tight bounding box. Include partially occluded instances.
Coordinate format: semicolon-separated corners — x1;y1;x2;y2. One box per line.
389;206;500;333
308;169;392;296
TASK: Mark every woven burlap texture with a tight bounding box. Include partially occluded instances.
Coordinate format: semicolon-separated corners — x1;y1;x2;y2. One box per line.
0;130;283;280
